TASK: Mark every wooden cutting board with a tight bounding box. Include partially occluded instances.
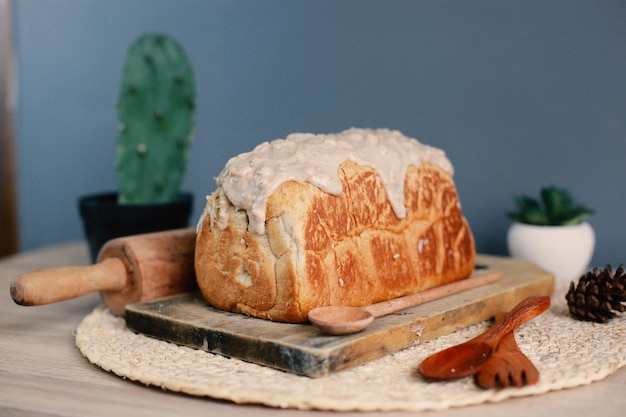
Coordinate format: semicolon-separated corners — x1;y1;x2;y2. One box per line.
125;255;554;378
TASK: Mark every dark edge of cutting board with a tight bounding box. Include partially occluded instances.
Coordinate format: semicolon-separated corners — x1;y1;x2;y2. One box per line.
124;255;554;378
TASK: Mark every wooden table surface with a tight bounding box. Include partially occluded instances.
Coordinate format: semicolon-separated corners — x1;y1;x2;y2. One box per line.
1;242;624;417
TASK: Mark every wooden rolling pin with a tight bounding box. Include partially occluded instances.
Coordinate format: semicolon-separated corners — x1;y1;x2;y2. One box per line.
10;228;198;316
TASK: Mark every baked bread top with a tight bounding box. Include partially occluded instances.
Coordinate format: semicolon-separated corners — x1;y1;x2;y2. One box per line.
204;128;454;235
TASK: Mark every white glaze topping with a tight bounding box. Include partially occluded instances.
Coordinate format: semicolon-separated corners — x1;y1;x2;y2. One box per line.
212;128;453;235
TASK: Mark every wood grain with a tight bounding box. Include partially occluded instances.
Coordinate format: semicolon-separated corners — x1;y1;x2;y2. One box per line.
125;255;555;377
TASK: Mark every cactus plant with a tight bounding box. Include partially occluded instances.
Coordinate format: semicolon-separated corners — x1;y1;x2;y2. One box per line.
116;33;196;205
507;186;593;226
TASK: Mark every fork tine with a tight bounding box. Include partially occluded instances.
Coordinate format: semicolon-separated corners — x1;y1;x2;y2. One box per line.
475;365;496;388
522;363;540;385
496;370;508;388
475;367;493;388
509;368;523;387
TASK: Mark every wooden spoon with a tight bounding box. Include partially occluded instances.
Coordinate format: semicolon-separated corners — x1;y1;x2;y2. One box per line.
417;295;550;380
308;270;501;335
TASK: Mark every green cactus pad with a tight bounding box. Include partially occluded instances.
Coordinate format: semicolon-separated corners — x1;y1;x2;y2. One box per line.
116;33;195;205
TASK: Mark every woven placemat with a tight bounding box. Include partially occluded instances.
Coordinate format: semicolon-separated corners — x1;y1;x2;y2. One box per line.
75;286;625;412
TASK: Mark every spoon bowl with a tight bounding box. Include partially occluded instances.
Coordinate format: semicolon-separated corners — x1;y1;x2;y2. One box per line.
419;341;494;379
308;306;374;335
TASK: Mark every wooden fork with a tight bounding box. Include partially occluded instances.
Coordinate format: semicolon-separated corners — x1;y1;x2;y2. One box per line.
474;313;540;389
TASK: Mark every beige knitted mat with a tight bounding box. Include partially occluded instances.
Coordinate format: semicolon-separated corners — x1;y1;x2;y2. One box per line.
75;286;625;412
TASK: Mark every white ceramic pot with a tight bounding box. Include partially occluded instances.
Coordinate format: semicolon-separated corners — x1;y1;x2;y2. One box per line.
507;221;595;282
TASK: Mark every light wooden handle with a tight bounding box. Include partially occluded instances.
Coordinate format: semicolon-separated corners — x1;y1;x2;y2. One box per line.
365;270;502;318
10;257;127;306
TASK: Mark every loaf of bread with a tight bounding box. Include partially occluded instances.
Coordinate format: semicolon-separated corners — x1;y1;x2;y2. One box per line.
195;128;475;323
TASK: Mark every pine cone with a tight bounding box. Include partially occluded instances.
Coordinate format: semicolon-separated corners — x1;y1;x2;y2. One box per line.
566;264;626;323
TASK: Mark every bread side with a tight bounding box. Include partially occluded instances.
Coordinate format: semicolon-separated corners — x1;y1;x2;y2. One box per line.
195;160;475;323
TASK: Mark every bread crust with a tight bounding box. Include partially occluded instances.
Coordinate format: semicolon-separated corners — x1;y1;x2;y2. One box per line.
195;161;475;323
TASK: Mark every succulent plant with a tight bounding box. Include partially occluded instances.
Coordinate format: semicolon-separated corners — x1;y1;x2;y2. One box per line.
116;33;196;205
507;186;593;226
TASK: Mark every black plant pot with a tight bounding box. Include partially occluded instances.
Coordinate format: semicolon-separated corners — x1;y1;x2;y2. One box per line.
78;191;194;263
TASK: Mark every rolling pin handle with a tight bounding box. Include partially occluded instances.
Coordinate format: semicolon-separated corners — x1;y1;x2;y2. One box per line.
10;257;128;306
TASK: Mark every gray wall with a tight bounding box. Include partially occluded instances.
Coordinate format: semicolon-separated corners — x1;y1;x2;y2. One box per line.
12;0;626;267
